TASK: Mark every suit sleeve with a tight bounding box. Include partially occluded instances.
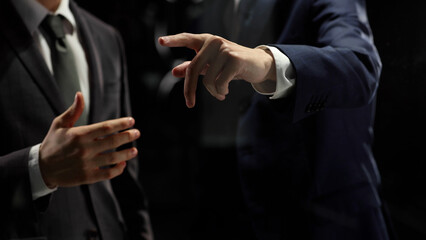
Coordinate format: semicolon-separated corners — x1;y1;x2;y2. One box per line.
0;147;40;236
110;30;154;240
273;0;382;122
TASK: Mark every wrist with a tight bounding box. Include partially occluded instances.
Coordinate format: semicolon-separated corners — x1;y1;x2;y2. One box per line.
251;48;277;93
39;145;58;189
262;48;277;82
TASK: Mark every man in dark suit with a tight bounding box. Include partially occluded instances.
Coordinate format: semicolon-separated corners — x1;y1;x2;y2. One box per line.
160;0;390;239
0;0;152;239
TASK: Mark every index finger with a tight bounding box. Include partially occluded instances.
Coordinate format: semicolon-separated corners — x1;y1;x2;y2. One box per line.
79;117;135;139
158;33;207;52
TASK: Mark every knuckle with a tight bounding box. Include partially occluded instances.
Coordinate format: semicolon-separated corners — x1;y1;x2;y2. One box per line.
209;35;224;46
126;130;133;140
52;117;60;127
65;129;80;142
182;32;190;38
109;153;118;164
110;135;120;148
201;33;211;38
101;123;113;133
76;147;89;160
221;46;231;55
71;132;84;143
211;34;223;41
228;51;240;62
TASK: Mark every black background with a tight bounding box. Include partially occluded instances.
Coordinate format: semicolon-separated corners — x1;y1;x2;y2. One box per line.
75;1;426;239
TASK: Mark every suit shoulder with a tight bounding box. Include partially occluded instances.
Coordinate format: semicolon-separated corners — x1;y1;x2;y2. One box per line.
72;4;120;39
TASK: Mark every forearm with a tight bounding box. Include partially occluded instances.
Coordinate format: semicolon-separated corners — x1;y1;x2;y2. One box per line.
0;147;35;215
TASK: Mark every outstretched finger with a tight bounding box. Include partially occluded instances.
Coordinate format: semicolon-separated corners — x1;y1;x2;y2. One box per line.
184;40;222;107
92;129;140;154
92;161;127;182
158;33;208;52
173;61;209;78
81;117;135;139
94;147;138;168
183;65;198;108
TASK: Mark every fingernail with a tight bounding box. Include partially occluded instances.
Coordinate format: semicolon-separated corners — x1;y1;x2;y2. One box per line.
128;117;135;126
133;129;140;138
131;148;138;156
186;100;193;108
161;36;168;43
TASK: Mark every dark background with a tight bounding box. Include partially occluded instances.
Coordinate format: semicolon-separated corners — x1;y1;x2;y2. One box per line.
75;1;426;239
369;2;426;239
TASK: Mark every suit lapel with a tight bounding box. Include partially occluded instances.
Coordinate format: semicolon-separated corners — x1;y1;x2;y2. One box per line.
70;1;104;124
0;0;66;116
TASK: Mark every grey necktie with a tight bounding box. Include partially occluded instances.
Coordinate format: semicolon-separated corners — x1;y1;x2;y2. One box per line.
41;14;87;126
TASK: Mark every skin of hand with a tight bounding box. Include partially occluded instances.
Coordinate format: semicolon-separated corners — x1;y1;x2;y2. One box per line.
39;92;140;188
158;33;277;108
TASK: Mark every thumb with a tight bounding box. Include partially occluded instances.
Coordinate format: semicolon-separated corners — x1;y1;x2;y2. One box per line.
56;92;85;128
172;61;208;78
172;61;190;78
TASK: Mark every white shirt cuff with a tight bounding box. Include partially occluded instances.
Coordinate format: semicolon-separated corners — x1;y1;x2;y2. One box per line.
28;144;57;200
252;45;296;99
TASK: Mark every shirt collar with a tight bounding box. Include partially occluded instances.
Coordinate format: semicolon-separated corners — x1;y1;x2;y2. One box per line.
55;0;76;31
11;0;76;35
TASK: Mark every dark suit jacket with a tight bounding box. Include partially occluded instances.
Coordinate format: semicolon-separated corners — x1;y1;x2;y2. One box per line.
0;1;152;239
211;0;389;239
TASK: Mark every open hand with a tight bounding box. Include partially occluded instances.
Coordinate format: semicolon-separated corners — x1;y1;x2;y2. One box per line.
39;92;140;188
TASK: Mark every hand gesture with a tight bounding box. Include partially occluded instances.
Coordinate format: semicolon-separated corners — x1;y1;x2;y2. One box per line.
39;92;140;188
159;33;276;108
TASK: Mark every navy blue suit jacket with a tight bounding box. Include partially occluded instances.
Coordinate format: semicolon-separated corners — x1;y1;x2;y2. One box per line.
232;0;389;239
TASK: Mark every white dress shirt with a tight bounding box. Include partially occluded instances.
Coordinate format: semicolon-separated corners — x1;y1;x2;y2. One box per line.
13;0;90;200
255;45;296;99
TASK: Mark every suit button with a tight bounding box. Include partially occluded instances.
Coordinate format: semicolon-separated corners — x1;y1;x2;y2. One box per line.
86;229;99;240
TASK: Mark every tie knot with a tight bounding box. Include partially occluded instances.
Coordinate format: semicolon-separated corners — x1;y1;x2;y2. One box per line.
42;15;65;39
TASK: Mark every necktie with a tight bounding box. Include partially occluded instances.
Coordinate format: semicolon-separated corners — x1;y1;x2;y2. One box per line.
41;14;87;126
